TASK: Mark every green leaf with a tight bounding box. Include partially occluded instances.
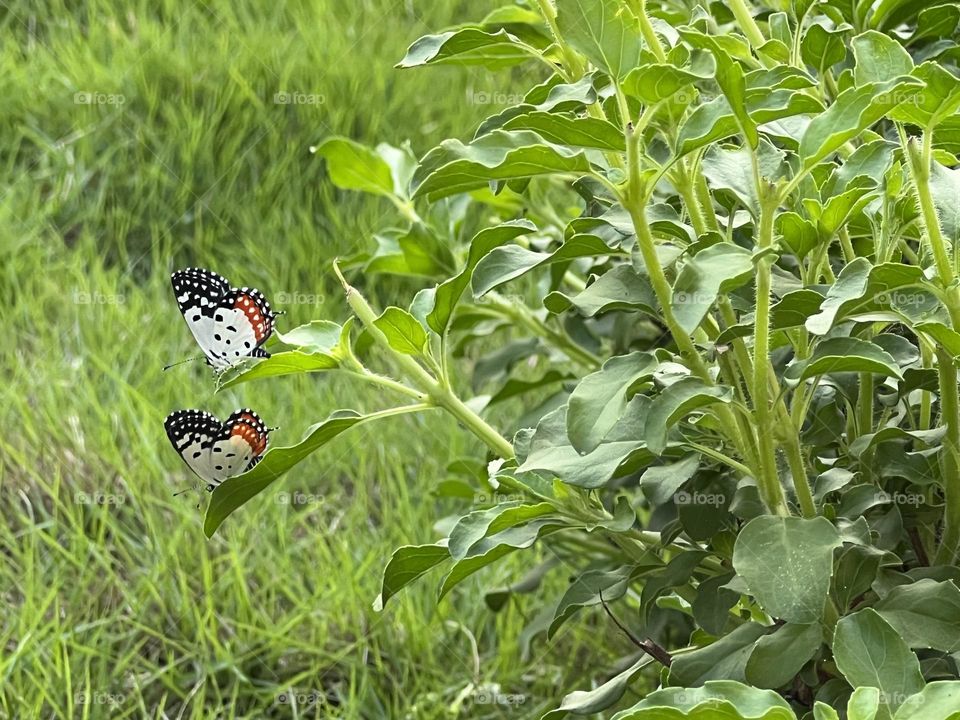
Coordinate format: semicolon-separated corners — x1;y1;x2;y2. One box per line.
541;655;656;720
804;260;925;335
833;608;924;718
612;680;797;720
814;702;841;720
874;579;960;652
362;224;457;279
373;544;449;611
217;320;348;389
427;220;536;334
567;351;658;454
777;212;820;259
641;454;700;506
471;234;621;297
852;31;913;85
217;350;340;390
801;20;851;73
204;410;369;537
518;400;651;489
693;572;741;635
502;111;625;150
930;162;960;244
314;137;395;196
545;263;657;317
623;63;709;104
373;307;427;355
701;140;788;216
733;516;841;623
548;566;634;638
714;51;758;148
644;378;734;455
891;63;960;129
798;77;923;171
793;337;904;381
672;244;755;334
396;28;539;70
489;369;573;404
893;682;960;720
745;622;823;689
448;502;557;560
847;688;882;720
677;88;823;156
669;624;771;687
555;0;643;79
437;518;563;600
412;130;592;201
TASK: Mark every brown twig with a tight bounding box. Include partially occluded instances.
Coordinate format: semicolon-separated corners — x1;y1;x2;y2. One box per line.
598;589;672;667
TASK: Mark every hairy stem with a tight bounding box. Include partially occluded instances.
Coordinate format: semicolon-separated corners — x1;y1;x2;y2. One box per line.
752;194;790;516
336;263;515;459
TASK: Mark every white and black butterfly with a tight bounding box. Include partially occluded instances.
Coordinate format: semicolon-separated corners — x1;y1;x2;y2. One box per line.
164;408;271;490
171;268;277;369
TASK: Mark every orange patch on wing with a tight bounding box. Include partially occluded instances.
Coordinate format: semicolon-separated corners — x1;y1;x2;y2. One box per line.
233;293;267;342
231;421;268;455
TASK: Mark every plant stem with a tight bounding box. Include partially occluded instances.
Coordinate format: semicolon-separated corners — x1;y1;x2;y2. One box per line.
335;263;516;460
623;124;755;475
627;0;667;63
533;0;584;80
485;292;601;369
902;131;960;563
935;348;960;564
905;134;959;320
752;193;790;516
727;0;767;50
345;367;426;401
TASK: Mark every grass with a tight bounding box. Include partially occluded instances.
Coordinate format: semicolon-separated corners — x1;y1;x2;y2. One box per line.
0;1;640;717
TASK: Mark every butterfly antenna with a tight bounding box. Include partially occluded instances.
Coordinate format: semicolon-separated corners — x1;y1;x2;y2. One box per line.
163;355;204;371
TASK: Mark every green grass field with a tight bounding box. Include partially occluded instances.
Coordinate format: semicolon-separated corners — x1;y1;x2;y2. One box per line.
0;1;636;717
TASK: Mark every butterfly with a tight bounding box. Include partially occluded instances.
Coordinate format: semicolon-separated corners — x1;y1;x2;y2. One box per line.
164;408;271;491
171;267;278;369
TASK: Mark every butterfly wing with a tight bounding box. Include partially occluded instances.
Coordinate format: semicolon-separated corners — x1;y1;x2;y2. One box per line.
208;409;271;481
164;408;271;490
164;409;223;484
171;268;277;369
171;268;232;367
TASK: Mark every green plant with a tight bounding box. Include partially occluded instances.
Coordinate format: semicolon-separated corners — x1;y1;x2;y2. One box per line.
205;1;960;717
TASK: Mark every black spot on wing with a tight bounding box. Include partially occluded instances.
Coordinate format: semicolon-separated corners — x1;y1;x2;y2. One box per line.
171;267;230;317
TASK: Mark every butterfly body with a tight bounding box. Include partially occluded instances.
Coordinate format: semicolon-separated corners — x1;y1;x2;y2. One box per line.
171;268;276;369
164;408;271;490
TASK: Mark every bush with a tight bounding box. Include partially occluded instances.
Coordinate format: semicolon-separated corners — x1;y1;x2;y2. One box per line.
205;1;960;717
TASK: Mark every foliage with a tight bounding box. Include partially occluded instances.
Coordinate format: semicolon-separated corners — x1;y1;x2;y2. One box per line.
206;0;960;717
